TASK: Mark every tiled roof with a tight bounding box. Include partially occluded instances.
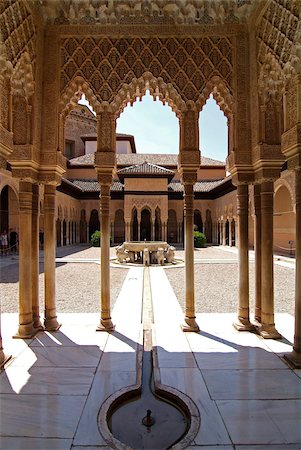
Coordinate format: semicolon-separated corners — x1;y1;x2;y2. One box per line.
168;178;226;192
68;179;123;192
117;161;174;176
69;153;225;167
64;177;228;193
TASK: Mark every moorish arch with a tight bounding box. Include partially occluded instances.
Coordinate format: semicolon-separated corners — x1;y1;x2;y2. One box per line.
274;183;295;255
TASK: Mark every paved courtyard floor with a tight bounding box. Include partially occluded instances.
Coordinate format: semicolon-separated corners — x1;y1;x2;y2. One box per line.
1;245;300;449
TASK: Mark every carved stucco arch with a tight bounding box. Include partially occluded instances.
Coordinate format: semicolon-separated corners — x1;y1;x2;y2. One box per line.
274;177;295;210
59;76;101;118
111;72;186;119
0;179;19;203
196;76;234;118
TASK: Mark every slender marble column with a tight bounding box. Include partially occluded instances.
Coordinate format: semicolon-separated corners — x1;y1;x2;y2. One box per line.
259;181;281;338
254;184;262;323
14;181;36;338
44;184;60;331
125;220;130;241
229;220;233;247
32;184;43;330
222;221;227;245
97;181;114;331
285;168;301;366
233;184;254;331
151;219;155;241
182;182;199;332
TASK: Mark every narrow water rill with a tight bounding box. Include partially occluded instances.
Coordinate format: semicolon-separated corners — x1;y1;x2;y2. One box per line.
98;268;199;449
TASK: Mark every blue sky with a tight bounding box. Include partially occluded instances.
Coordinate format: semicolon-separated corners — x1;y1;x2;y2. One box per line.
79;91;228;162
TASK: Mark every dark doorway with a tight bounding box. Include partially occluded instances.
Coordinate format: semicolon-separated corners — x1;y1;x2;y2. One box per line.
80;209;87;243
167;209;177;243
89;209;100;240
0;185;8;232
155;207;161;241
132;208;138;241
114;209;125;243
205;209;212;243
140;208;151;241
194;210;203;233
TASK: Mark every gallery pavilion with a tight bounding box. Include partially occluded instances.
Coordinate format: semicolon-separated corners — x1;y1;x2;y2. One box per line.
0;0;301;406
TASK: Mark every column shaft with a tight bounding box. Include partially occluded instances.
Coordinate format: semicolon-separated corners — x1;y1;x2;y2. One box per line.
229;220;233;247
14;181;36;338
182;183;199;332
285;169;301;365
294;169;301;353
254;184;262;323
259;181;281;338
44;184;60;331
233;184;254;331
32;184;43;329
97;183;114;331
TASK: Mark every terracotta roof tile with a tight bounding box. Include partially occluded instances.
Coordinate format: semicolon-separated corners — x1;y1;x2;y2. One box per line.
117;161;174;175
68;179;123;192
70;153;225;166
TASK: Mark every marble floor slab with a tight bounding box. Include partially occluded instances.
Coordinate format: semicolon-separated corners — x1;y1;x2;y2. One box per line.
0;394;86;438
0;366;95;395
160;368;232;446
217;399;301;445
8;345;103;369
0;437;72;450
194;347;287;370
202;368;301;399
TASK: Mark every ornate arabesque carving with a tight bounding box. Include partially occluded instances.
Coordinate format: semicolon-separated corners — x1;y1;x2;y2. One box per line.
60;36;234;104
41;1;255;26
0;1;36;69
112;72;185;118
257;0;300;69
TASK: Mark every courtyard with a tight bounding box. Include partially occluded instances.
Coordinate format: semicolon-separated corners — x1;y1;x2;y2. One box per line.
1;245;300;449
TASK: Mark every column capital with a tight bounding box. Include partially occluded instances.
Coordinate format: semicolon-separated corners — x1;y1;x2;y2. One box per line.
94;150;116;172
39;151;66;185
252;143;284;183
179;170;197;186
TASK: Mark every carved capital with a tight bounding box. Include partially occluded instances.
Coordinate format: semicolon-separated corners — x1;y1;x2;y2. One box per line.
252;144;284;183
12;168;38;183
180;170;197;186
39;151;66;185
97;172;113;186
287;154;301;170
178;150;200;170
281;123;301;160
94;151;116;170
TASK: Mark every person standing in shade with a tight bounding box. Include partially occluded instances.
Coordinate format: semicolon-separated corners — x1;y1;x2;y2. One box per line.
1;230;8;256
9;229;18;253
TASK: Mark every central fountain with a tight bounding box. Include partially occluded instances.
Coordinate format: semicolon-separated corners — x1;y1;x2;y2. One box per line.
116;241;177;266
98;267;200;449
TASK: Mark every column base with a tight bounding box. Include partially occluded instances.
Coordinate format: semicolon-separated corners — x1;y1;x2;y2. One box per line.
13;323;39;339
181;317;200;333
0;350;12;368
256;323;282;339
44;316;61;332
233;317;255;332
33;318;45;331
96;318;115;332
283;350;301;369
